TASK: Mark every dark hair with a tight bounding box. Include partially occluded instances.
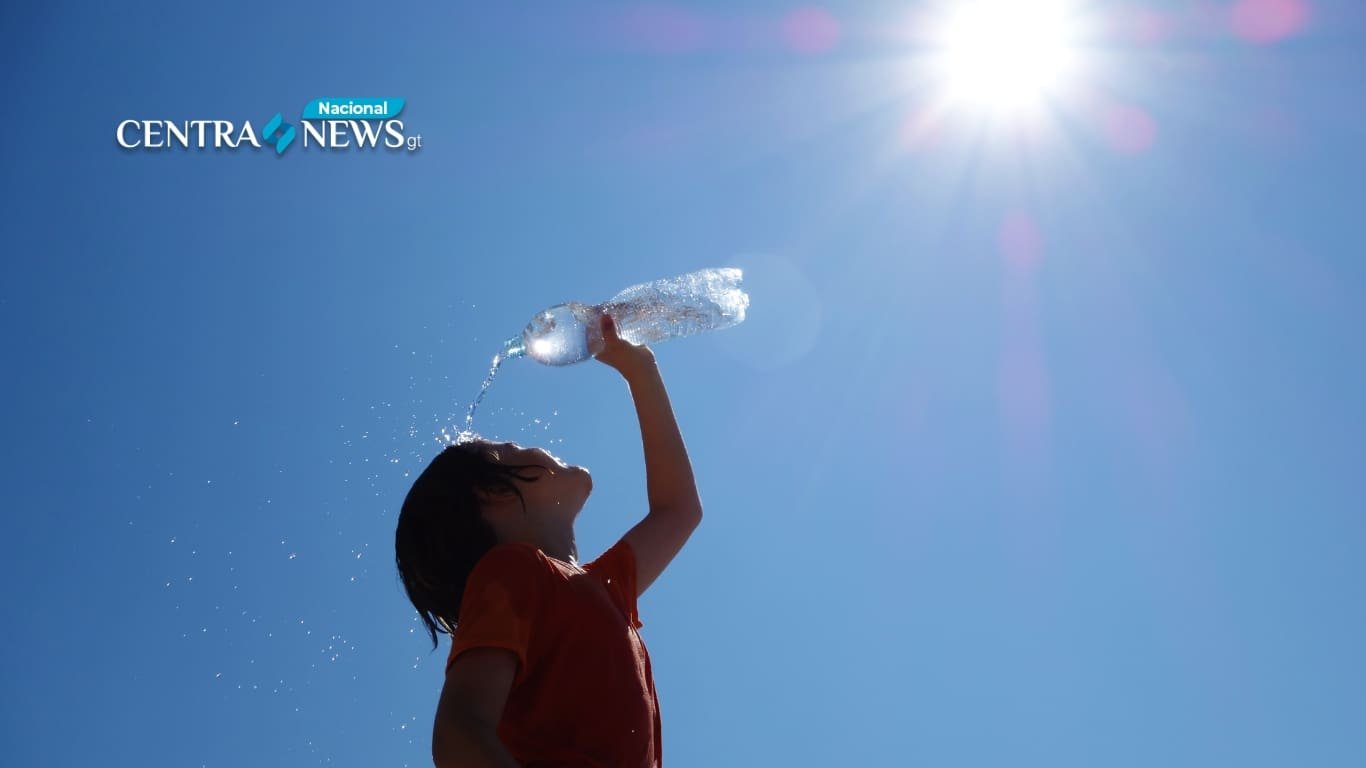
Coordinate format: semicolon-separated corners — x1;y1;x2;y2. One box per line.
394;441;544;650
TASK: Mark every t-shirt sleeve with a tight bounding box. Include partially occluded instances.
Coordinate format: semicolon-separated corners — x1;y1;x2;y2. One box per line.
445;544;545;679
584;538;643;630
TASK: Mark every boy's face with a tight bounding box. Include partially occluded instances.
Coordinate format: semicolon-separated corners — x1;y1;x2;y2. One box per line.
482;441;593;519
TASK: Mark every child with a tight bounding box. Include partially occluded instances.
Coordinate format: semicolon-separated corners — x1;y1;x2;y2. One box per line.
395;314;703;767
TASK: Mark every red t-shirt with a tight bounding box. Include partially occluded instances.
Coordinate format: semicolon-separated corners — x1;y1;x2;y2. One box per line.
446;539;661;767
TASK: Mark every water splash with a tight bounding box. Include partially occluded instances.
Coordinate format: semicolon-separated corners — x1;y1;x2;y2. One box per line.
443;339;527;446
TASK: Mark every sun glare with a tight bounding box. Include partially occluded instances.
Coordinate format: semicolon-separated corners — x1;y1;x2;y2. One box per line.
929;1;1084;113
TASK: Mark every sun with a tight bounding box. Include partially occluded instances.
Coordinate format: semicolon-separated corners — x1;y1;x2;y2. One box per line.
928;0;1085;113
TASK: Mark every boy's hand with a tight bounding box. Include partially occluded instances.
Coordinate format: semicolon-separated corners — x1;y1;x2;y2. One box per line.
596;313;656;377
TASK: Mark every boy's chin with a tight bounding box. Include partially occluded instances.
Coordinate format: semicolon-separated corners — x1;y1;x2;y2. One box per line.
552;489;591;516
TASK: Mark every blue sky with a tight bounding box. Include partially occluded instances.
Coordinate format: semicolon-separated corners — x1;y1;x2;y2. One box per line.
3;1;1364;766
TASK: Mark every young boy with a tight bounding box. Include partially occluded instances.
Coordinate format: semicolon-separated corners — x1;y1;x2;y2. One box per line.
395;314;703;767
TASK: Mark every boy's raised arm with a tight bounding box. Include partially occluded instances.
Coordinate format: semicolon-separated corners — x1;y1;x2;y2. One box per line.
596;316;704;596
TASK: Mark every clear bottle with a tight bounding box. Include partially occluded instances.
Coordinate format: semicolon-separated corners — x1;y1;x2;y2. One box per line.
504;268;750;366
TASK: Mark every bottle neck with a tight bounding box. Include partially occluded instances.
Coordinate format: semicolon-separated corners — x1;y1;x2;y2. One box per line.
502;335;527;360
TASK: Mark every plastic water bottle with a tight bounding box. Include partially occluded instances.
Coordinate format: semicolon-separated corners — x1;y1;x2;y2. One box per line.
503;267;750;366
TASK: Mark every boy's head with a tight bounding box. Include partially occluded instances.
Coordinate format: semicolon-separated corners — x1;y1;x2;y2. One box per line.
394;440;592;648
